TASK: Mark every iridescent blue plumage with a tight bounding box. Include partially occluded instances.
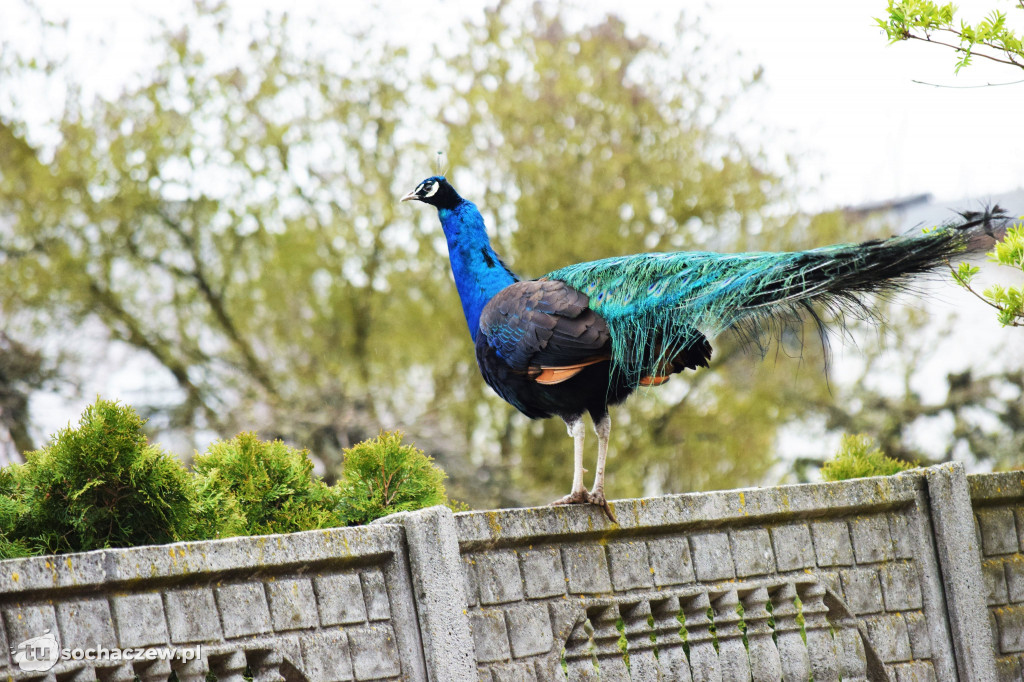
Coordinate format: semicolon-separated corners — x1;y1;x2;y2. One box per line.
435;197;518;341
403;175;1008;522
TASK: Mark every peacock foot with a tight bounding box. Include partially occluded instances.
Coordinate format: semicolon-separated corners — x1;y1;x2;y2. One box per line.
549;489;591;506
587;489;618;525
548;489;618;524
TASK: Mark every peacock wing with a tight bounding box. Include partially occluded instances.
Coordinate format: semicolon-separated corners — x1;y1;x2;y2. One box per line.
478;279;611;383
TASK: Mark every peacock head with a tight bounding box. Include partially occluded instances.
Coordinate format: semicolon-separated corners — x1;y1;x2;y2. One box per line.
400;176;462;210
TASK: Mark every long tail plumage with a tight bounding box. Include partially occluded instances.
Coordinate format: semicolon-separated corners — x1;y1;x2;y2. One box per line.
547;206;1011;385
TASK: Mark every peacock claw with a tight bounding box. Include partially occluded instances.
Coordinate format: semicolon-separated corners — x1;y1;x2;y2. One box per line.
549;489;618;524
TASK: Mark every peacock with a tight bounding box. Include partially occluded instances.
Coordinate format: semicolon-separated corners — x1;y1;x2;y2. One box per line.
402;175;1008;522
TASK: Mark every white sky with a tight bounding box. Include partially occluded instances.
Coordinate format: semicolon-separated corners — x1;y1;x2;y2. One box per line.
698;0;1024;208
614;0;1024;209
7;0;1022;209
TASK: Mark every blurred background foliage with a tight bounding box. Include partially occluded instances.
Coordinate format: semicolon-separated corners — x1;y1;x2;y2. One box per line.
0;1;1019;509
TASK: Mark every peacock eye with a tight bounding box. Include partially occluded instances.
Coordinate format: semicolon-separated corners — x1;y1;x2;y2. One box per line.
423;182;439;198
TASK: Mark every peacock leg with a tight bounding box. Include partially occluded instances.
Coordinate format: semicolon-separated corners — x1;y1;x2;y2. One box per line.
587;414;617;523
550;416;589;506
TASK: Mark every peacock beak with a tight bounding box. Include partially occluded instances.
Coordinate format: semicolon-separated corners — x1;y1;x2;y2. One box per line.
400;188;420;202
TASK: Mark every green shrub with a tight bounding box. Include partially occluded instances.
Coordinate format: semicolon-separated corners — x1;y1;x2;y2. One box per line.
0;400;463;560
335;431;449;525
0;465;37;559
191;432;341;535
821;434;916;482
185;467;248;541
19;398;195;554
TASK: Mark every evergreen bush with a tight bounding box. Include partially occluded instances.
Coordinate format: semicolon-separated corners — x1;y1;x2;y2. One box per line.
186;467;249;541
192;432;342;535
821;433;916;481
335;431;449;525
0;401;461;560
18;398;195;554
0;465;36;558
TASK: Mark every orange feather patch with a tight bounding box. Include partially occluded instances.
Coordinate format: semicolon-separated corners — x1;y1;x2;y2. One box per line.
532;356;609;385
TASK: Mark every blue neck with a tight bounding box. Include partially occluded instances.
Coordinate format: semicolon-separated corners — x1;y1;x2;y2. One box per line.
437;201;518;340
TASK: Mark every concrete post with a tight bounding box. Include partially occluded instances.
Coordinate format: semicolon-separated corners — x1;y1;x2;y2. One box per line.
376;506;476;681
925;463;997;681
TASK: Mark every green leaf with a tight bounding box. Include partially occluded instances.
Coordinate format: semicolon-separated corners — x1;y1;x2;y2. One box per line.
953;261;979;287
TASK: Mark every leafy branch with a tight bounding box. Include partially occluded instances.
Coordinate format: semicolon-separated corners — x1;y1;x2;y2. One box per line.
947;222;1024;327
879;2;1024;328
876;0;1024;73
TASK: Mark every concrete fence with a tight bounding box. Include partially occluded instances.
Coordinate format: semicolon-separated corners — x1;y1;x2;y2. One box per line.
0;463;1020;681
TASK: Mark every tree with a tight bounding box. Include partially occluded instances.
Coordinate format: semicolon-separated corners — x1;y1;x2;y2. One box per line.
783;229;1024;479
876;1;1024;327
0;3;433;474
0;334;56;460
1;1;835;505
815;367;1024;471
795;2;1024;476
6;1;999;507
877;0;1024;73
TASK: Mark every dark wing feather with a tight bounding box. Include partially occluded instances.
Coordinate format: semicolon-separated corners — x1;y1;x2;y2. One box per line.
478;279;610;373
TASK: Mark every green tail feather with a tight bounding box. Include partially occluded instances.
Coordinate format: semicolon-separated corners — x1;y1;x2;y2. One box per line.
546;208;1007;385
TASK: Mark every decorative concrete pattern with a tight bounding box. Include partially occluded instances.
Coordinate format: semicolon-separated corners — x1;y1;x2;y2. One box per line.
455;473;950;681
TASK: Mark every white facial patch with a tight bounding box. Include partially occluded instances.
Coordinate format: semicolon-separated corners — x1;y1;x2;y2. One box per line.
423;182;439;198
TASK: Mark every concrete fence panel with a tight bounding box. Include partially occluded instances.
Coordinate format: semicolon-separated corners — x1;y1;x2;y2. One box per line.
0;525;427;682
452;468;967;681
968;470;1024;682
